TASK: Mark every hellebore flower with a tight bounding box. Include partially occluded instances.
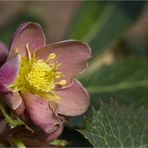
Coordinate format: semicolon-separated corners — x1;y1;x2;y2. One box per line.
0;22;92;140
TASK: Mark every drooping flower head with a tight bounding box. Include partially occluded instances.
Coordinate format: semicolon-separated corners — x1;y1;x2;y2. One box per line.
0;22;92;141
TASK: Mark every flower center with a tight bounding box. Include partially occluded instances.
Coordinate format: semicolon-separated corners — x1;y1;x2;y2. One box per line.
9;43;66;101
25;60;55;92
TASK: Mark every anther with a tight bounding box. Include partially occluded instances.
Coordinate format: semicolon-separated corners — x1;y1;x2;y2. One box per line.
56;80;67;85
49;53;56;60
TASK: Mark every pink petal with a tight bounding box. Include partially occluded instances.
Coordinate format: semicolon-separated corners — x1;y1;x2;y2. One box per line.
2;92;22;110
56;80;90;116
0;54;19;84
21;91;63;133
9;22;46;57
43;125;64;142
0;41;8;66
35;40;92;88
13;101;25;115
0;82;11;93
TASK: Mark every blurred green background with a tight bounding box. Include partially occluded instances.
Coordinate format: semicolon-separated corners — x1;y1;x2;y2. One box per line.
0;1;148;147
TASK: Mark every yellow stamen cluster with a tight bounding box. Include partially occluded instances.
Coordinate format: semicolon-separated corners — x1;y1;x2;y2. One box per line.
25;60;55;92
9;43;66;101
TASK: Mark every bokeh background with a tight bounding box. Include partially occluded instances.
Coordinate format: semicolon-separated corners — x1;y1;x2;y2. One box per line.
0;1;148;147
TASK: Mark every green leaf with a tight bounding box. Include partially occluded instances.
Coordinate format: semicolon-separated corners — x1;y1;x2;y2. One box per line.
66;1;145;54
81;57;148;107
79;102;148;147
69;57;148;128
